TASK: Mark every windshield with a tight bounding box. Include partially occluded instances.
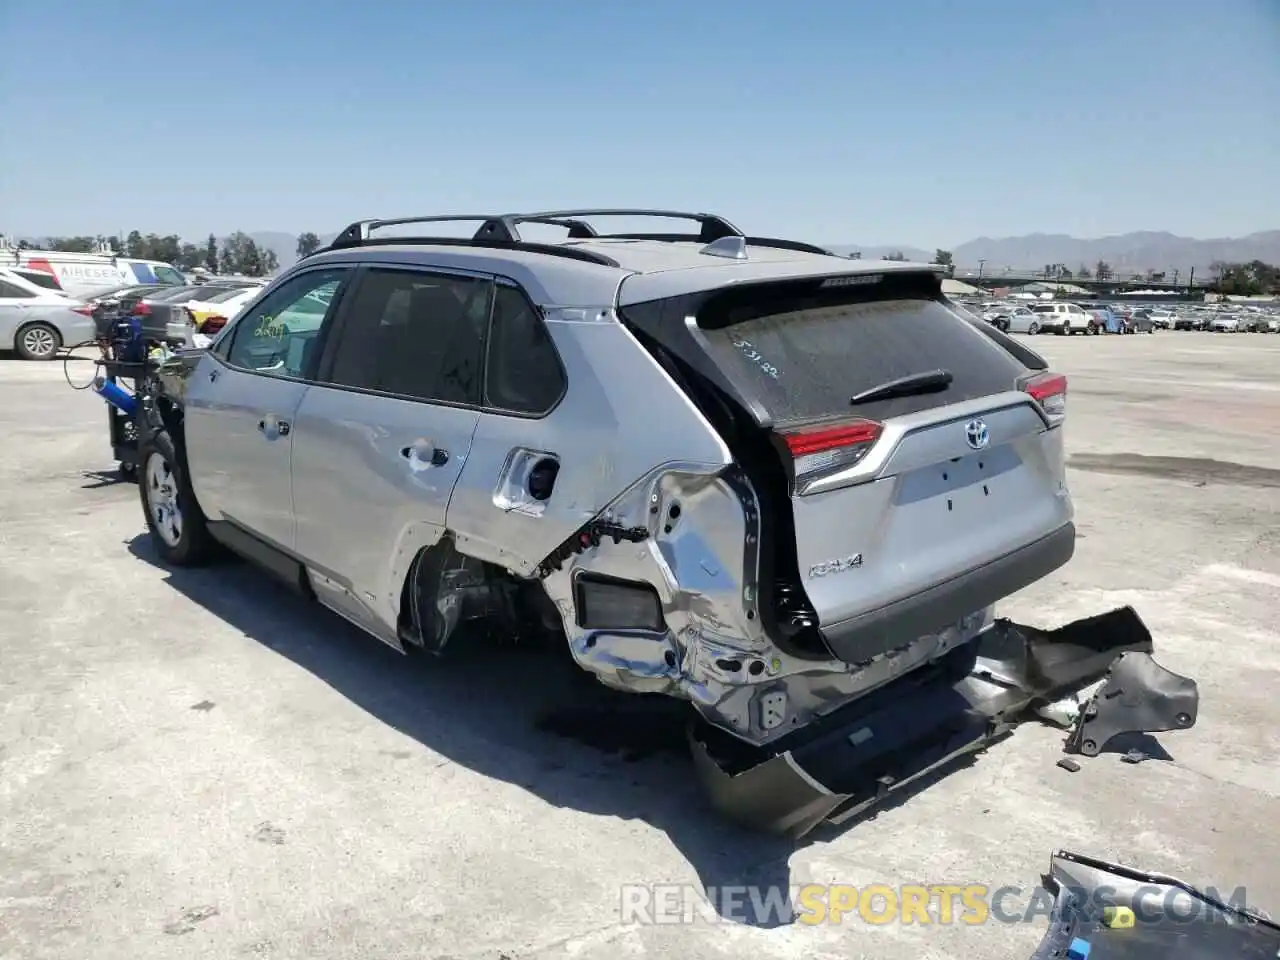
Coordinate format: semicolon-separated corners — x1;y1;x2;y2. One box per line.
153;265;186;284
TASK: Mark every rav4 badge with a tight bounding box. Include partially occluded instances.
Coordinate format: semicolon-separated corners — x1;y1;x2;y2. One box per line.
808;554;863;578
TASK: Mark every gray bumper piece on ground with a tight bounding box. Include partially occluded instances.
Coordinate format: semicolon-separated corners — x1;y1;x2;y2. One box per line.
690;606;1198;839
1030;849;1280;959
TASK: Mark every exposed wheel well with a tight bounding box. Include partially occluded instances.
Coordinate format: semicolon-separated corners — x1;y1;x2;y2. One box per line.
397;536;565;655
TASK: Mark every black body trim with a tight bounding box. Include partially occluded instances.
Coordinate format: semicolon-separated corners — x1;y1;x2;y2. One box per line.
206;519;311;594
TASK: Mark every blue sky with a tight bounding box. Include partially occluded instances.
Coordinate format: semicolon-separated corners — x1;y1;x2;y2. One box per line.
1;0;1277;247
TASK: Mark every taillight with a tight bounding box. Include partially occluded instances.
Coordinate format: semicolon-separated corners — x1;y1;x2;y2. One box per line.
132;302;151;316
71;305;95;317
200;315;228;334
777;418;883;487
1022;371;1067;423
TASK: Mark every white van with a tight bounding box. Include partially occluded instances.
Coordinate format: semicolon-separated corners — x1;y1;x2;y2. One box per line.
2;249;186;298
1028;301;1094;335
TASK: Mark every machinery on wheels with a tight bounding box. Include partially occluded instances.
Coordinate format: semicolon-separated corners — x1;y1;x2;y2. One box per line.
128;209;1199;835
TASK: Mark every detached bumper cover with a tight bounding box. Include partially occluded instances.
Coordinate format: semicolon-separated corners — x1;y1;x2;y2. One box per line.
1031;850;1279;959
691;606;1197;838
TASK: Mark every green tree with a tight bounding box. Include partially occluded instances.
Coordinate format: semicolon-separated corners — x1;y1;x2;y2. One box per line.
1077;264;1091;279
933;249;953;267
219;231;255;273
177;243;204;270
1095;259;1112;281
125;230;145;258
205;234;219;272
46;236;98;253
296;232;321;259
147;234;181;264
883;250;907;261
261;248;280;274
219;241;236;274
241;238;263;276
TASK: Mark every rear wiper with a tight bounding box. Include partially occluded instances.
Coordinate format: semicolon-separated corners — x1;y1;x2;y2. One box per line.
850;369;953;405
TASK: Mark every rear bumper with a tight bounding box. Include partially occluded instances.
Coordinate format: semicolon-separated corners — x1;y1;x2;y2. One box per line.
691;605;1188;838
819;522;1075;665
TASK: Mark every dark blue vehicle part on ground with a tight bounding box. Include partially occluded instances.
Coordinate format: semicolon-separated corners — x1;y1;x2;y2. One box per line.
1031;850;1280;959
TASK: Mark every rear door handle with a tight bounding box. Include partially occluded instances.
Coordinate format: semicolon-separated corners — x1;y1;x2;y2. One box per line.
258;418;290;436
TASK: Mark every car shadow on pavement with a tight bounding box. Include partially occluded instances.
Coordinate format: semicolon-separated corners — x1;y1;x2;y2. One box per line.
128;535;817;927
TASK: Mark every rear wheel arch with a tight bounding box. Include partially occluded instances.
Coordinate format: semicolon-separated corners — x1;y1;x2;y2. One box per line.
396;536;566;656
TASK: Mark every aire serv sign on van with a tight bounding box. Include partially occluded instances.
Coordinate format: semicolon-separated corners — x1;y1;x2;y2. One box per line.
3;249;186;297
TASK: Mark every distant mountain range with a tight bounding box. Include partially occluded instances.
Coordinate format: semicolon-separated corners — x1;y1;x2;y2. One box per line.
829;231;1280;274
246;229;1280;275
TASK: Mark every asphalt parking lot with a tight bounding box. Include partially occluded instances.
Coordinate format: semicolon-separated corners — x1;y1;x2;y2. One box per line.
2;332;1278;960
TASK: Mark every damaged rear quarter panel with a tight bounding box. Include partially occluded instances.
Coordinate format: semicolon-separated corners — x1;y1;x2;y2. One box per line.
445;306;732;574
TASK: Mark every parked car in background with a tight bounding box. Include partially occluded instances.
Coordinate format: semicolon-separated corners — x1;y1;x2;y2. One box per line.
187;285;262;335
1147;309;1176;329
1209;314;1241;333
1029;301;1094;335
3;248;187;297
1080;303;1122;334
0;268;96;360
132;284;243;344
1172;312;1203;331
1124;311;1156;333
9;266;68;292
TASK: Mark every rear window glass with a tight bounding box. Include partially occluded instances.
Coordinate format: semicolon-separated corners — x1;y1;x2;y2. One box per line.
699;296;1028;425
16;270;62;291
205;286;253;303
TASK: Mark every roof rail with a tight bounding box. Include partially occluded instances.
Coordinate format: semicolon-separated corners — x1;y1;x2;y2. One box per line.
329;209;746;250
320;209;838;264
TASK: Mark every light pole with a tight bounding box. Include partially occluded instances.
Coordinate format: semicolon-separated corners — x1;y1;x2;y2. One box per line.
977;258;986;282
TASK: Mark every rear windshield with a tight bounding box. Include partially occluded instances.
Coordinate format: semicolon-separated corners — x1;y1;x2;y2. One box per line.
148;286;203;302
16;270;62;291
699;296;1028;425
204;286;253;303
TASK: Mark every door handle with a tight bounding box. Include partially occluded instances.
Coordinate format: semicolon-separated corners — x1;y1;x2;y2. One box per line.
208;368;220;382
258;418;290;436
401;440;448;466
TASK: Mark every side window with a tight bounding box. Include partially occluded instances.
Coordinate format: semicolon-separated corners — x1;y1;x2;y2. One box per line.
325;268;490;405
0;280;36;299
484;284;566;415
224;268;348;378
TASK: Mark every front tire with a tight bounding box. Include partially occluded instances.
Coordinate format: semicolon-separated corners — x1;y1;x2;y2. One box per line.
14;322;61;361
1028;322;1040;335
139;430;215;566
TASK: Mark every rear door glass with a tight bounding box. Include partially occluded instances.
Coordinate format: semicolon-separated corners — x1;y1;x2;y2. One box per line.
699;297;1027;425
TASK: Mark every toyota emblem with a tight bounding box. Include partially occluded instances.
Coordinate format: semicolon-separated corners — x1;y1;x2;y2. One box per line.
964;418;990;450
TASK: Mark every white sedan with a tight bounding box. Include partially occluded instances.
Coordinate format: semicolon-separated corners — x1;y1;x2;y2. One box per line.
0;268;97;360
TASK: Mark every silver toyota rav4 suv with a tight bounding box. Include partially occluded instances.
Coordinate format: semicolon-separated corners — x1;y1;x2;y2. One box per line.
137;210;1192;835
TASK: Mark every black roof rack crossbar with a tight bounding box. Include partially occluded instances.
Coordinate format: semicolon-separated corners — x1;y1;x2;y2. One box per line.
330;215;510;249
330;209;743;250
589;232;836;256
321;235;620;268
513;209;744;243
